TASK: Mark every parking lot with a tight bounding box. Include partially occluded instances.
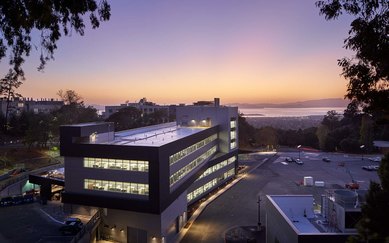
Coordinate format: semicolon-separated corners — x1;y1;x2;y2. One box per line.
182;151;381;243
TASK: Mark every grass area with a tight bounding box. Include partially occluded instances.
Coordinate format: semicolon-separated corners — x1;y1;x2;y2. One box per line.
0;147;61;173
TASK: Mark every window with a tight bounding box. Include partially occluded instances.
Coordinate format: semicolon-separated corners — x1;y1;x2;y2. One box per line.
170;146;217;186
84;158;149;172
197;155;236;180
187;168;235;202
169;134;217;165
84;179;149;196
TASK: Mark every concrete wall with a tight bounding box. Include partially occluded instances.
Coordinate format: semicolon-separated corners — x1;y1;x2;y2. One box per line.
265;196;299;243
176;105;238;154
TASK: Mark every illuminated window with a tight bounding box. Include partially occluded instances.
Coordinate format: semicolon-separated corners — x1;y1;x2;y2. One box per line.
230;120;236;129
170;146;217;186
230;141;236;149
197;156;236;180
169;134;217;166
187;168;235;202
84;179;149;196
84;158;149;172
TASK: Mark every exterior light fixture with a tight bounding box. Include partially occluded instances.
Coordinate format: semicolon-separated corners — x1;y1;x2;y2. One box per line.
111;225;116;230
120;229;124;232
90;132;97;143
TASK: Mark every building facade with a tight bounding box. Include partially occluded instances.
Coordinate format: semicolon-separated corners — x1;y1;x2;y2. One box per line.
102;98;171;119
60;99;238;242
0;97;63;116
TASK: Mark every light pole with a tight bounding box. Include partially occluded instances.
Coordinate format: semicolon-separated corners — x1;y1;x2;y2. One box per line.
297;145;301;159
360;145;365;160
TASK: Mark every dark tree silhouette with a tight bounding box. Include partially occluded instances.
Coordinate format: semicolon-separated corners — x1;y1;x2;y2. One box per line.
105;107;142;131
0;0;111;79
316;0;389;113
349;154;389;243
0;70;22;131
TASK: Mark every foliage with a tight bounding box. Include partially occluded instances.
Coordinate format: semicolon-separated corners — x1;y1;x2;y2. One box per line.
256;126;278;149
0;0;111;79
316;124;330;150
359;114;374;150
0;70;22;131
105;107;143;131
57;89;84;106
316;0;389;114
24;112;52;148
238;115;257;149
350;154;389;242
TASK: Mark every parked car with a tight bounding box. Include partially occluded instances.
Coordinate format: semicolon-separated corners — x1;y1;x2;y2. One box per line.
368;157;381;162
59;222;83;235
295;159;303;165
322;157;331;162
64;218;82;225
60;218;83;235
362;165;379;171
285;157;293;162
345;182;360;190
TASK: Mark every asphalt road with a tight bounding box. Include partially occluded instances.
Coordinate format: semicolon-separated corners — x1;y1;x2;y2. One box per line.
181;151;381;243
0;202;71;243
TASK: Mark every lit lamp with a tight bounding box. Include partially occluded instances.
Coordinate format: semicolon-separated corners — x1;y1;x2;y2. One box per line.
297;145;302;159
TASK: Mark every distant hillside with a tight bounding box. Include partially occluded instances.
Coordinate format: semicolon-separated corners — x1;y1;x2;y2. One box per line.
229;98;349;108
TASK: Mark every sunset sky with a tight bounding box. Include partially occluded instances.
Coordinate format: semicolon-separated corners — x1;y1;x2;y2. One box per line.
2;1;354;105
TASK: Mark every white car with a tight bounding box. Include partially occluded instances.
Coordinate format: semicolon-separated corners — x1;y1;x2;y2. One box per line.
295;159;303;165
368;157;381;162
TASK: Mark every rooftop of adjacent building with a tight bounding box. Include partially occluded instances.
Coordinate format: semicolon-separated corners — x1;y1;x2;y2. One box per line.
267;192;366;235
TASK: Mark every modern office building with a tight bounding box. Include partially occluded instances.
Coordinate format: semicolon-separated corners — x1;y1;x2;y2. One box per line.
60;98;238;243
265;190;366;243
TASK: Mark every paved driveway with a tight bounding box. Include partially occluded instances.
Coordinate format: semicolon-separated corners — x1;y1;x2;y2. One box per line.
0;202;71;243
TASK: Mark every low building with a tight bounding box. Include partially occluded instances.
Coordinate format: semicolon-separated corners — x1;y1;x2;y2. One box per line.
0;97;63;116
265;190;366;243
373;140;389;154
59;98;238;243
102;98;171;119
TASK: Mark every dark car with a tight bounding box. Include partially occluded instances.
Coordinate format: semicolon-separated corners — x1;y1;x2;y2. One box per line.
59;220;83;235
322;157;331;162
285;157;293;162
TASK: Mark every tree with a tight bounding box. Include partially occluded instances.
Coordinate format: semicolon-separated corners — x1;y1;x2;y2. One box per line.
105;107;142;131
57;89;83;106
24;113;52;148
316;0;389;113
350;153;389;242
322;110;340;131
316;124;329;150
0;0;111;80
0;70;22;131
50;90;99;138
256;126;278;150
360;114;374;150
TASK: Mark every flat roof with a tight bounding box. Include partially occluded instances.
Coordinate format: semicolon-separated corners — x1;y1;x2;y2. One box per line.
105;123;210;147
268;195;320;234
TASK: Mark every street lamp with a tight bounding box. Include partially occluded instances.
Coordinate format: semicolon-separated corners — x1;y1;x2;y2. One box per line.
360;145;365;160
297;145;302;159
